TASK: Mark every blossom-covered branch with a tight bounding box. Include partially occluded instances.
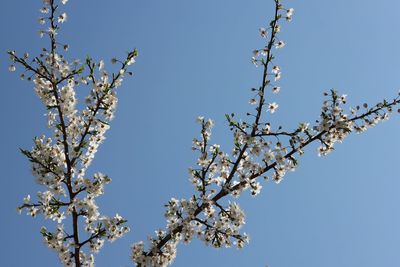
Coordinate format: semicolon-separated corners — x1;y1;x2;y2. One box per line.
9;0;137;266
131;1;400;266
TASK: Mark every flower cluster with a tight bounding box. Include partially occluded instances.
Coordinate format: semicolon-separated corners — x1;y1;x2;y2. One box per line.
132;239;178;267
131;195;248;266
315;90;395;156
11;0;137;266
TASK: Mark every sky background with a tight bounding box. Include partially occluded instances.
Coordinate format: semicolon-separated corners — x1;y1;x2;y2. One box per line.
1;0;400;266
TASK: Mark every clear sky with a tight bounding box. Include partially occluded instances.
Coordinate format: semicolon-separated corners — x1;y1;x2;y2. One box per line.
1;0;400;266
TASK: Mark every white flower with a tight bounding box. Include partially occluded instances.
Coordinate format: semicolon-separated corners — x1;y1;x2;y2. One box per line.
260;48;268;56
259;27;267;38
268;102;279;113
272;86;281;94
272;65;280;74
99;60;105;71
205;118;214;128
251;182;262;196
275;41;285;49
263;123;271;134
40;7;49;14
340;94;347;104
209;144;220;153
251;57;258;66
274;72;281;81
58;13;67;23
286;8;294;21
61;0;68;4
299;122;310;132
9;65;16;72
48;27;57;36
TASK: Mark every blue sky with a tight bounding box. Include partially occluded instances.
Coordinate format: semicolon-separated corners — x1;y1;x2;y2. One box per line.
1;0;400;266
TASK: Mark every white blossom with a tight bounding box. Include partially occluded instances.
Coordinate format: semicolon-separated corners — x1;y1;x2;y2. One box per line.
58;12;67;23
259;27;267;38
268;102;279;113
286;8;294;21
272;86;281;94
275;40;285;49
